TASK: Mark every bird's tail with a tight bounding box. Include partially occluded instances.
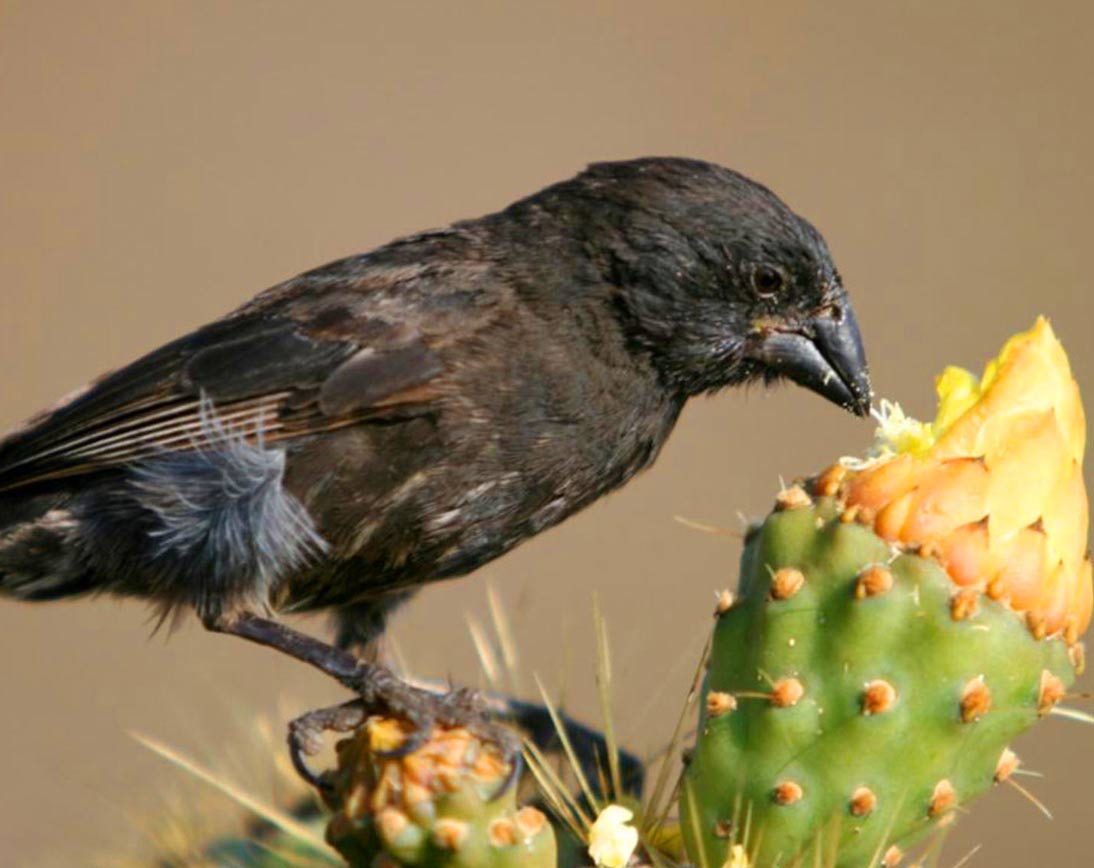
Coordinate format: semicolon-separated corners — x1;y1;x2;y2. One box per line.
0;490;93;601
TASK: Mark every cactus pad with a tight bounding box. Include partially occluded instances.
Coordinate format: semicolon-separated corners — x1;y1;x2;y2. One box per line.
681;496;1078;867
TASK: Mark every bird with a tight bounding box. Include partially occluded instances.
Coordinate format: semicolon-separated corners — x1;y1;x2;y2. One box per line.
0;156;870;774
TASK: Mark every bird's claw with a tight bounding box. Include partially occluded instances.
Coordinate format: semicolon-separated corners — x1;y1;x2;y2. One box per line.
287;699;367;791
340;663;439;757
435;686;524;798
287;667;521;798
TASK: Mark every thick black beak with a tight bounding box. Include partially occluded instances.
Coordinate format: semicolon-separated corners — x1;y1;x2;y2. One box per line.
753;303;872;416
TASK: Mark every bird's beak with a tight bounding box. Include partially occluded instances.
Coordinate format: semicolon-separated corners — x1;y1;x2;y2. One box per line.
750;302;872;416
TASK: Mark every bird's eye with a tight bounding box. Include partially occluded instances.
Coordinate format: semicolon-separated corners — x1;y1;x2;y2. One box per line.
751;264;785;298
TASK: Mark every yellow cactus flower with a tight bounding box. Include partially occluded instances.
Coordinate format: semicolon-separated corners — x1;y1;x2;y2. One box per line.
820;318;1091;638
587;804;639;868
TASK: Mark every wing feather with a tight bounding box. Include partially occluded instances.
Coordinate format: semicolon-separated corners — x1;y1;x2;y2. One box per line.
0;309;445;493
0;239;507;494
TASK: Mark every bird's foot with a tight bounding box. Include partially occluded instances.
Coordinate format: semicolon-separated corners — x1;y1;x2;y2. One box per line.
436;686;524;792
288;664;521;794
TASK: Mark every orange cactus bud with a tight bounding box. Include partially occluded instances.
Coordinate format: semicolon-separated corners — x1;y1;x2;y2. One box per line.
855;565;895;598
706;691;738;717
772;781;804;805
1038;670;1066;716
775;485;812;511
959;676;993;723
770;567;806;600
950;588;980;621
770;677;805;707
928;779;957;818
849;786;877;817
994;748;1020;783
861;679;898;715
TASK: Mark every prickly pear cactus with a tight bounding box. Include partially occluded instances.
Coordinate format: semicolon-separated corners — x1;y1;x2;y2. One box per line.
324;718;557;868
681;319;1091;868
682;496;1076;867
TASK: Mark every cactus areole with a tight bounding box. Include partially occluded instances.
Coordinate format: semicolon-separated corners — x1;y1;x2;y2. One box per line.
682;319;1090;867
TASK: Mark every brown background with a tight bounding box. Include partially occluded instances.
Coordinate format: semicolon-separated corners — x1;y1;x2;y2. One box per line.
1;2;1092;865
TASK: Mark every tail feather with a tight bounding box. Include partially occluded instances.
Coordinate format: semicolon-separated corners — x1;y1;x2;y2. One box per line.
0;493;91;601
0;398;329;615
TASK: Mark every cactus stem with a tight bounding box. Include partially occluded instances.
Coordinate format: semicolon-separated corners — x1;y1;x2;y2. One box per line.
772;781;804;805
927;780;956;818
770;568;806;600
959;676;992;722
861;680;898;715
684;477;1086;866
849;786;878;817
855;565;894;599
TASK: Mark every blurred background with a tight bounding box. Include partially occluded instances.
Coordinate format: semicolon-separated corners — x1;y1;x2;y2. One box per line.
1;2;1092;864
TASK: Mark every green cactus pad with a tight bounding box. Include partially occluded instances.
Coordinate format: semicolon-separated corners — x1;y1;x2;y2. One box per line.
324;719;556;868
681;498;1077;867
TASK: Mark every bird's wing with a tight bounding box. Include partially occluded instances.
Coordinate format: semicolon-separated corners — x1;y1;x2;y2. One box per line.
0;254;486;493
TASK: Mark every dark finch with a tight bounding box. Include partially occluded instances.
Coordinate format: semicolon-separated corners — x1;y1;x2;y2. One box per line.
0;158;869;768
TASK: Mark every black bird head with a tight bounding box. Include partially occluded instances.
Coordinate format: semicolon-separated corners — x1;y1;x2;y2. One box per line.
557;158;872;415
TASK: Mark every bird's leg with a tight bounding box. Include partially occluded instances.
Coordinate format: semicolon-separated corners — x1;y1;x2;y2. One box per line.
208;611;362;681
206;611;439;757
205;612;521;788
